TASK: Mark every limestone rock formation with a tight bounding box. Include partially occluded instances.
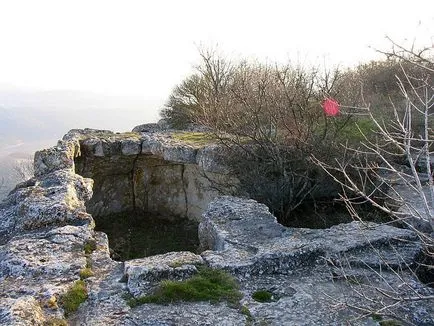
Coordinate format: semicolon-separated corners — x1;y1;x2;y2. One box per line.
200;196;422;275
69;129;234;220
125;251;204;298
0;127;432;325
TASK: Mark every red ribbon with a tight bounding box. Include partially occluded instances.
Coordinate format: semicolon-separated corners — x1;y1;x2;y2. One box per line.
322;98;340;116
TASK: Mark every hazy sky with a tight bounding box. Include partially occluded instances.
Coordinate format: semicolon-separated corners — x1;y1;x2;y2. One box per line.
0;0;433;101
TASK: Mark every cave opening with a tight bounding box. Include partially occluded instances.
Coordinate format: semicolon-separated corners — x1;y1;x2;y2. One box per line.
73;146;211;262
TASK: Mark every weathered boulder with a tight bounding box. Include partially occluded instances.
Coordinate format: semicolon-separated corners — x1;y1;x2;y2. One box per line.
33;140;78;177
0;226;91;278
199;196;422;275
132;122;164;133
0;224;94;325
0;296;46;326
0;170;93;243
196;145;232;174
125;251;204;297
72;196;433;325
196;196;433;325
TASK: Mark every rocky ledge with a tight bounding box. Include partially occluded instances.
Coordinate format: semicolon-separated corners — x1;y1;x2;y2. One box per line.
0;128;433;325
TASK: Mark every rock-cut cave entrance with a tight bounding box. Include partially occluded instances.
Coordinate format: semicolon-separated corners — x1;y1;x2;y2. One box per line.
73;146;212;261
94;211;199;261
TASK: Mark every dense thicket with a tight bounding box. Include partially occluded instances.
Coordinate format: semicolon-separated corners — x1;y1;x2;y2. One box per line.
161;48;432;224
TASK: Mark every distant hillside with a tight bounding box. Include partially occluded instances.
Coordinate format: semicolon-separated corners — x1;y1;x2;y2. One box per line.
0;87;162;112
0;105;158;152
0;88;162;150
0;87;163;199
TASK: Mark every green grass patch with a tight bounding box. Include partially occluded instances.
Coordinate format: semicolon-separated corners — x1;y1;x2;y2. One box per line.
240;305;252;317
240;305;254;323
128;267;242;307
171;132;218;147
83;240;96;255
252;290;273;303
371;314;403;326
338;118;376;142
79;268;94;279
43;318;68;326
315;117;377;144
60;280;88;316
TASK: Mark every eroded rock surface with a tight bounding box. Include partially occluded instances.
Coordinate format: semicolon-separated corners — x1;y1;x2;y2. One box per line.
125;251;204;297
200;197;422;275
0;128;433;325
70;129;234;220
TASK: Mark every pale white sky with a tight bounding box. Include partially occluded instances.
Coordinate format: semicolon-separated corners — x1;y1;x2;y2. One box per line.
0;0;433;100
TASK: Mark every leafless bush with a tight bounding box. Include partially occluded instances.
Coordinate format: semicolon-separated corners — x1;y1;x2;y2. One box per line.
163;48;358;222
314;44;434;232
162;45;434;226
313;39;434;321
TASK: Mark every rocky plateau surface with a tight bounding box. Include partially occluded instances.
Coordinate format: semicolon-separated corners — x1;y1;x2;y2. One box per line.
0;126;433;326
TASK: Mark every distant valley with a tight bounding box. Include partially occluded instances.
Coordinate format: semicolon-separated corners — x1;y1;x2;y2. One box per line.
0;87;162;199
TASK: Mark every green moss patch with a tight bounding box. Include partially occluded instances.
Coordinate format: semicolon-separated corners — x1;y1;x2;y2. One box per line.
128;267;242;307
171;132;218;147
371;314;403;326
252;290;273;303
60;280;88;316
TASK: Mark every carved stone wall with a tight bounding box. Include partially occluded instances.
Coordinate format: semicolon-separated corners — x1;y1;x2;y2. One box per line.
72;130;235;221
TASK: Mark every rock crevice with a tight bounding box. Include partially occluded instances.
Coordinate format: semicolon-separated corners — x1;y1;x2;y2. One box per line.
130;150;141;212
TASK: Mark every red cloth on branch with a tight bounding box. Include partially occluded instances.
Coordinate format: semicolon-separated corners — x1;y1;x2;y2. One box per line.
322;98;340;116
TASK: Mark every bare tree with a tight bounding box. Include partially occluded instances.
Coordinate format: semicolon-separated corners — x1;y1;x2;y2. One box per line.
161;47;234;129
209;61;329;222
313;40;434;321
